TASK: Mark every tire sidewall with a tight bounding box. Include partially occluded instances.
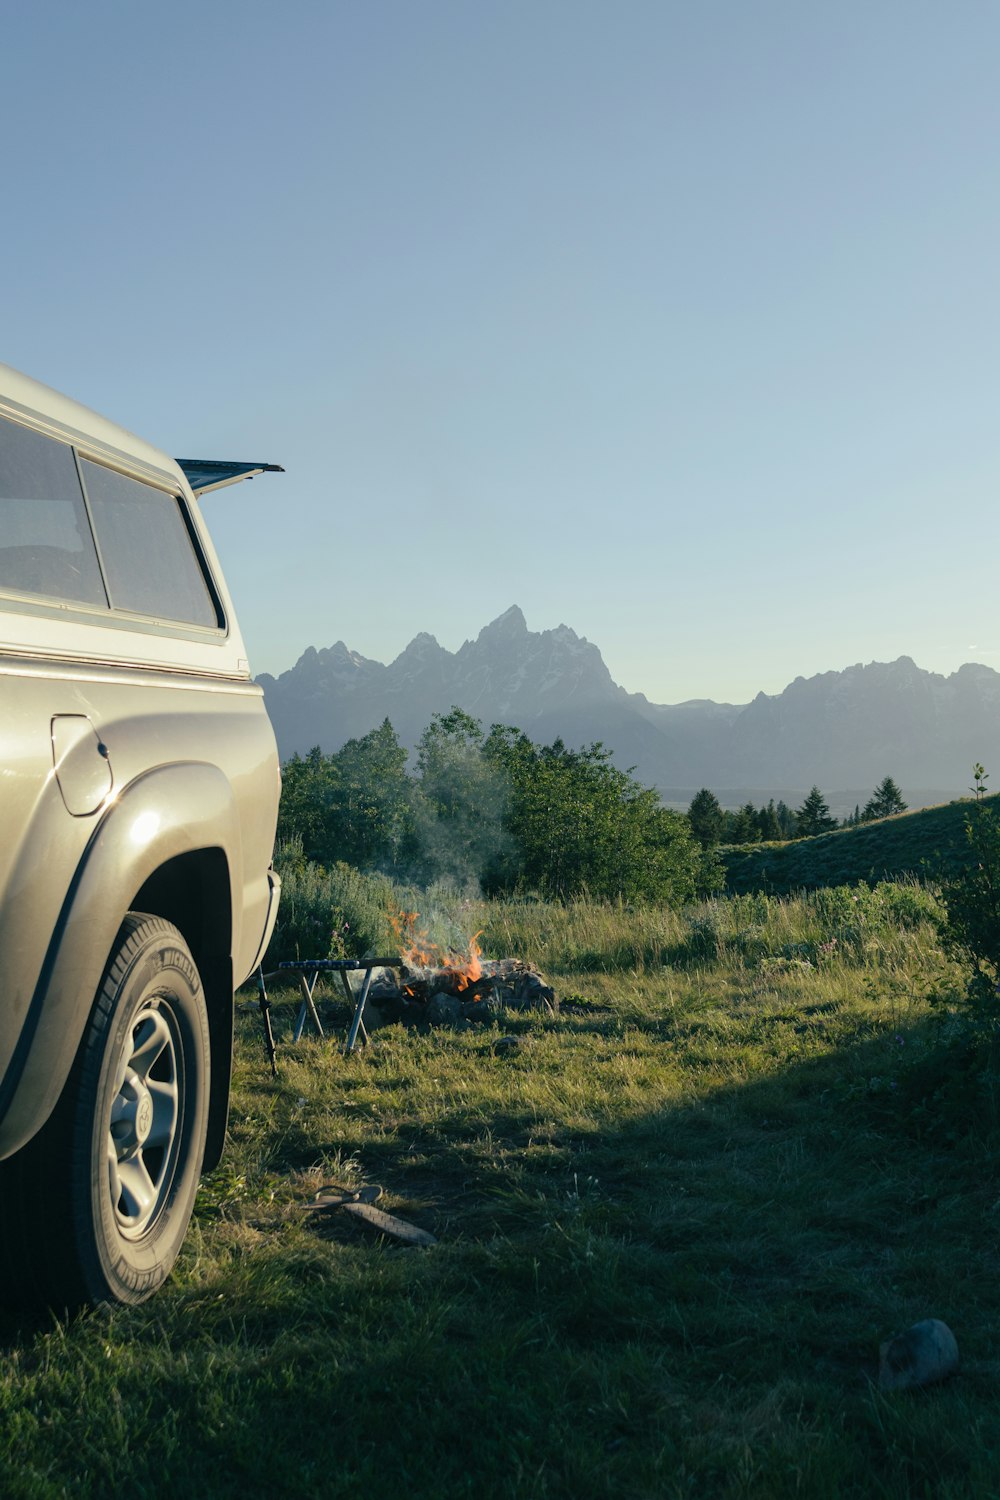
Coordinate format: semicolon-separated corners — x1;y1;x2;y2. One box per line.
75;921;210;1305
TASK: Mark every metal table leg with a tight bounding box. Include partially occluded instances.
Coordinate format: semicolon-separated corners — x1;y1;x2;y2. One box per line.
344;966;376;1054
293;970;324;1041
337;969;369;1048
256;966;279;1077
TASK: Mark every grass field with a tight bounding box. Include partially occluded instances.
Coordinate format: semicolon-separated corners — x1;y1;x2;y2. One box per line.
2;889;999;1498
720;793;999;895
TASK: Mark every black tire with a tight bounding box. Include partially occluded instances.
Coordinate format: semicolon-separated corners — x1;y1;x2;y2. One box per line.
1;914;210;1310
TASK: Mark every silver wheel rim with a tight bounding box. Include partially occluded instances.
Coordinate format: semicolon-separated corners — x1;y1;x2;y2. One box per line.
107;999;183;1240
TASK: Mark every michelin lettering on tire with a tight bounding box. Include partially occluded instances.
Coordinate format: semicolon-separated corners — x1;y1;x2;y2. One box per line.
73;915;211;1305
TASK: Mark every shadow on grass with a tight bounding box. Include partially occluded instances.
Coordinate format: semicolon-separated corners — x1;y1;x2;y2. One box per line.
2;1004;997;1499
233;1004;994;1310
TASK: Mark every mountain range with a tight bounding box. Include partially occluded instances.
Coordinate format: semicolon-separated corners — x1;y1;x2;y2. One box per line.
257;606;1000;814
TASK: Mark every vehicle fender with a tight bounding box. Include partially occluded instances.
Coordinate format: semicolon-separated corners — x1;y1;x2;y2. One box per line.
0;762;242;1159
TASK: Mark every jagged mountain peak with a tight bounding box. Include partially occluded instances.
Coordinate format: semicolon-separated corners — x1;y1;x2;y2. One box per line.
474;605;528;642
258;613;1000;805
261;607;629;760
953;660;995;680
293;640;376;675
392;630;445;662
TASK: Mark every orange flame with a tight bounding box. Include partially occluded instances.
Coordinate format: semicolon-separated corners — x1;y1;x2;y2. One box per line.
390;910;437;967
444;930;483;992
391;911;484;994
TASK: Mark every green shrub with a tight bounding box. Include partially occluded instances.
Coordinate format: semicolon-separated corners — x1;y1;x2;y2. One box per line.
267;848;400;963
940;766;1000;1026
663;881;942;971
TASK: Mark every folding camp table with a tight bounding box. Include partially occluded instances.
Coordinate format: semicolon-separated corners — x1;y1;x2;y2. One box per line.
275;957;399;1057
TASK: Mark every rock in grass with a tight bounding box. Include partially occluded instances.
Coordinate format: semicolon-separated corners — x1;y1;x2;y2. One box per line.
878;1319;959;1391
491;1035;521;1056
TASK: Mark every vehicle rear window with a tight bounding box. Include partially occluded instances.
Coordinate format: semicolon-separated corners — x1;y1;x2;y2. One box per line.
81;460;220;628
0;416;108;607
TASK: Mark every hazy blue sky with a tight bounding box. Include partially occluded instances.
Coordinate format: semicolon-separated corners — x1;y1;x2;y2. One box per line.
4;2;998;704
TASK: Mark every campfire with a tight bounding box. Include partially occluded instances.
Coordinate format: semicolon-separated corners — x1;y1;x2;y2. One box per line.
364;912;557;1026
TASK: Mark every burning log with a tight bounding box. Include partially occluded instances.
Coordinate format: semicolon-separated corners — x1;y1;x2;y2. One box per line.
364;912;557;1027
352;906;560;1026
369;957;556;1019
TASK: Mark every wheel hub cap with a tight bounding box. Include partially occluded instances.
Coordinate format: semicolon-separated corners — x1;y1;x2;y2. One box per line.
107;1002;182;1239
135;1090;153;1144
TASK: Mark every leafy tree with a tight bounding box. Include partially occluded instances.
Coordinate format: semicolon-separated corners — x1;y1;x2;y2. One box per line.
687;789;724;849
276;746;339;862
276;722;415;872
413;708;510;886
278;709;709;906
334;720;416;871
795;786;837;837
485;733;703;903
416;708;486;794
862;776;907;822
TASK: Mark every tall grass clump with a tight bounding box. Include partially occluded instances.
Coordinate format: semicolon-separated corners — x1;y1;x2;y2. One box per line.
465;880;944;981
473;894;689;974
267;853;947;987
668;880;943;972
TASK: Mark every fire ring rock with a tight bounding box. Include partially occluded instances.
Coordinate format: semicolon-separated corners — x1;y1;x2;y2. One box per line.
366;957;557;1027
426;991;466;1025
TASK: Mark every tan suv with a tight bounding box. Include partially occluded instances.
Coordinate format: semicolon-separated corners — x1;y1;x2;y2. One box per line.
0;364;281;1308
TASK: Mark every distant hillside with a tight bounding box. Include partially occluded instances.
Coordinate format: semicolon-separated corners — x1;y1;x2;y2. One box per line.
258;606;1000;805
721;794;995;894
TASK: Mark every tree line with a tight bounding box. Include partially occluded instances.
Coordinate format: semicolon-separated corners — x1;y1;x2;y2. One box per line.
687;776;908;849
277;707;911;900
278;709;715;905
